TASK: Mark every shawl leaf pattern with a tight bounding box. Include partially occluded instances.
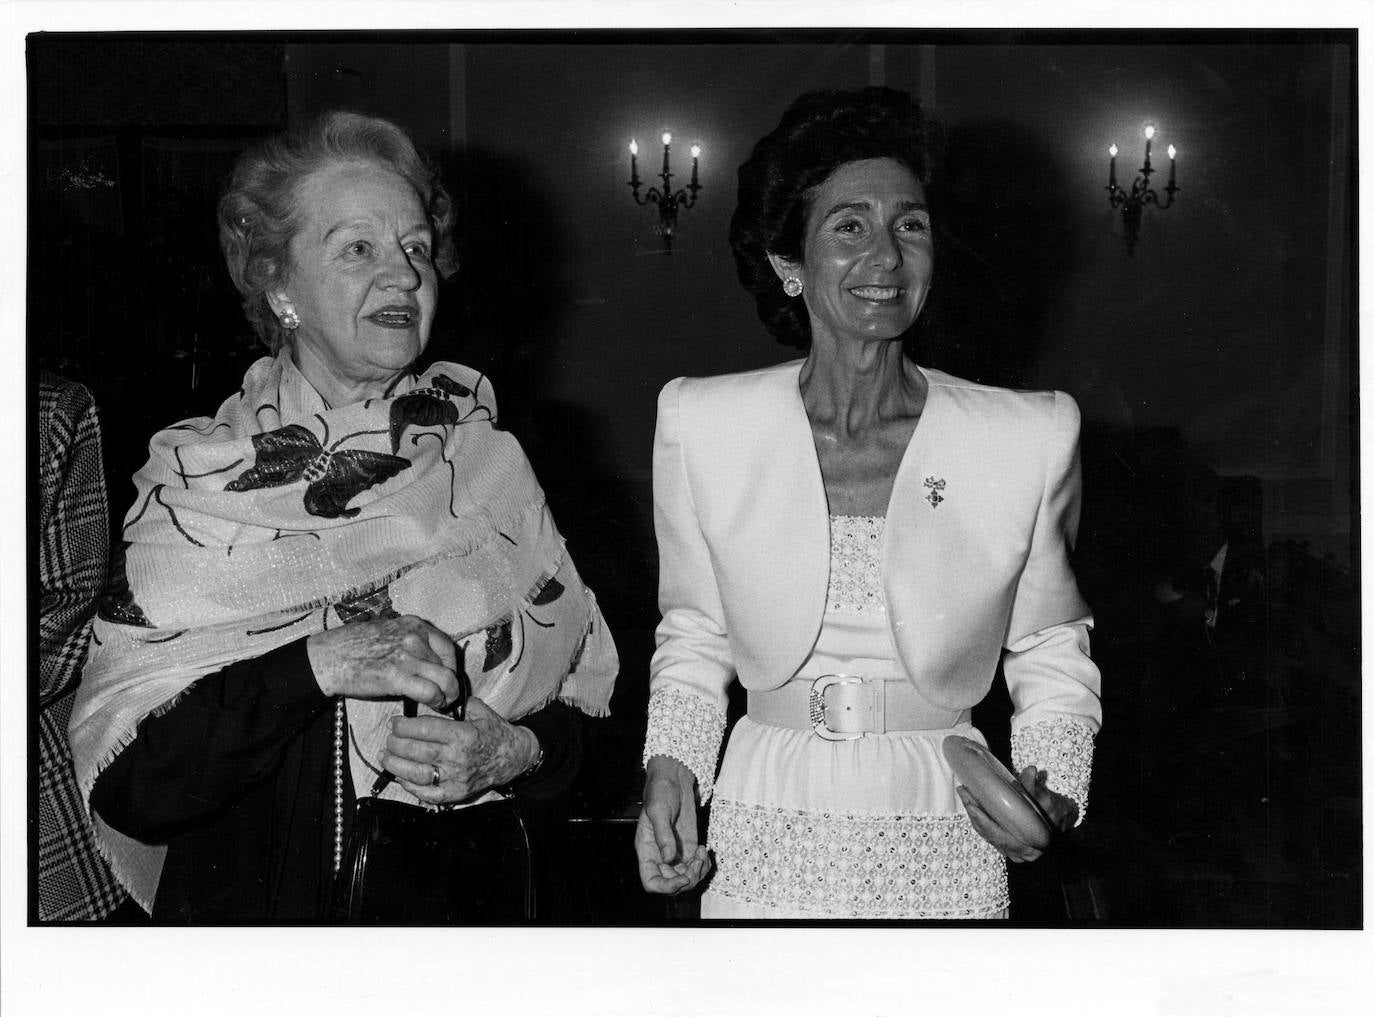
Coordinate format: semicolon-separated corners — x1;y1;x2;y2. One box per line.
225;423;411;519
99;542;150;627
388;373;482;453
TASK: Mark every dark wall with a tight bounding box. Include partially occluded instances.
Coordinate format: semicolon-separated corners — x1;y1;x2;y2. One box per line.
920;41;1353;563
459;42;870;482
284;42;457;155
30;37;290;514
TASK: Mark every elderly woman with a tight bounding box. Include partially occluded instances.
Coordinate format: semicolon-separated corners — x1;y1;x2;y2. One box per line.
71;111;617;922
635;87;1101;920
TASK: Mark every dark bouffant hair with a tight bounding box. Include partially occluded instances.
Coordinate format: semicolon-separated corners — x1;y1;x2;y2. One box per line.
218;110;457;353
728;87;943;350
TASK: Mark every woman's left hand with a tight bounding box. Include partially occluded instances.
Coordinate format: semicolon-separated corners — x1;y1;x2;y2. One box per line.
958;766;1079;863
380;698;540;805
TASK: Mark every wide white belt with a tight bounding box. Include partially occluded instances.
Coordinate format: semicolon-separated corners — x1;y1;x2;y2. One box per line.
747;674;970;741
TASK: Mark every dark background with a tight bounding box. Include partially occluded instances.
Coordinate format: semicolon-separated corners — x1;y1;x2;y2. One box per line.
29;31;1358;926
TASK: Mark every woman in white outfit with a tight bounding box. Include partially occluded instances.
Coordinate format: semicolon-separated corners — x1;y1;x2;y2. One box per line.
634;87;1101;920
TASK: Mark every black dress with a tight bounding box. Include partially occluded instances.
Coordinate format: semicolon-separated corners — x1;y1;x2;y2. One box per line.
90;638;582;923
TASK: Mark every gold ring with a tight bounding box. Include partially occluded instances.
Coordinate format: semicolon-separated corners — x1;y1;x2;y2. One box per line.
430;765;442;787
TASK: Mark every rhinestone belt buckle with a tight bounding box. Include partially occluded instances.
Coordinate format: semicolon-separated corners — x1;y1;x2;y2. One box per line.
809;673;870;741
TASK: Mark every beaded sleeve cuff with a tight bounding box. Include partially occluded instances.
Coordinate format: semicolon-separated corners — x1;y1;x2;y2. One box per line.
1010;715;1095;825
642;686;728;803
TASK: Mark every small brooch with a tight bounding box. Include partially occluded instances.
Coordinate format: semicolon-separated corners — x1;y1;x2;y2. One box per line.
924;476;946;508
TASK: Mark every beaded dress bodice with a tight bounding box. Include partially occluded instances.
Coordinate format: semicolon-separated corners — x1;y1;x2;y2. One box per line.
825;515;886;616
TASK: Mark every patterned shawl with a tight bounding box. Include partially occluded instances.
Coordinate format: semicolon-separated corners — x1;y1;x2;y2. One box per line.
69;351;617;910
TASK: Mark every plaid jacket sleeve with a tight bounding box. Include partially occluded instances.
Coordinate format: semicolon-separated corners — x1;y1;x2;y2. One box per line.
37;372;124;920
38;373;110;705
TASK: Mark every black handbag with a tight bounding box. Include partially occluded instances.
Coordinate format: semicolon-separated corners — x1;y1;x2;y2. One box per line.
331;649;537;925
333;791;536;924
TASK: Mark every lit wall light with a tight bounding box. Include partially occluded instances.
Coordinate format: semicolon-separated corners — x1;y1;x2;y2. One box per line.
1105;124;1180;255
627;129;702;253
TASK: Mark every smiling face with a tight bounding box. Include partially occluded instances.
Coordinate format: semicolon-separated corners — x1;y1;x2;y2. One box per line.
769;157;933;349
269;159;438;405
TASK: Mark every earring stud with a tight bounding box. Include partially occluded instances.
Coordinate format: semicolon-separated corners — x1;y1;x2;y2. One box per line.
783;276;803;298
280;308;300;331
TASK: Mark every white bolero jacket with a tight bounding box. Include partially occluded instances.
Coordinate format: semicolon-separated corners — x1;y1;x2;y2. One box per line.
643;359;1102;812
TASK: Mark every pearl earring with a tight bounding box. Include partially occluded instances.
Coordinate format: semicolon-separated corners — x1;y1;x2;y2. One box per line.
280;308;300;331
783;276;803;298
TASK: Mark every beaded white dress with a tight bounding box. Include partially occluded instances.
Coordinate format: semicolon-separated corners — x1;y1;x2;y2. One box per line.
701;515;1009;920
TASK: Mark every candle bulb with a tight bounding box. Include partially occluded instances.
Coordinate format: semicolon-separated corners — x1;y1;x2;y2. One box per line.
661;131;672;178
690;143;701;187
1167;144;1177;188
629;140;639;186
1108;144;1118;189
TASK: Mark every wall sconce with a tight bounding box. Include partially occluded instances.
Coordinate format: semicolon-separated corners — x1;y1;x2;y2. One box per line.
628;131;701;253
1106;125;1179;255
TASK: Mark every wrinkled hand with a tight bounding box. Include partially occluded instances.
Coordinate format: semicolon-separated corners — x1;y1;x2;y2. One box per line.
958;766;1079;863
379;697;539;805
307;615;459;708
636;755;710;894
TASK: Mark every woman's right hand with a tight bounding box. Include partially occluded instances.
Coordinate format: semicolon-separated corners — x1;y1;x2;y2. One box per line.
306;615;459;709
635;755;711;895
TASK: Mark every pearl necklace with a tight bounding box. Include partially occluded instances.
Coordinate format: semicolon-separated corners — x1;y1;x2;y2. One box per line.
332;697;345;875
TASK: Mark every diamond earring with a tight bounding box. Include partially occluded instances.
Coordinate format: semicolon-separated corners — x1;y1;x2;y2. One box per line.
782;276;803;298
280;307;300;331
